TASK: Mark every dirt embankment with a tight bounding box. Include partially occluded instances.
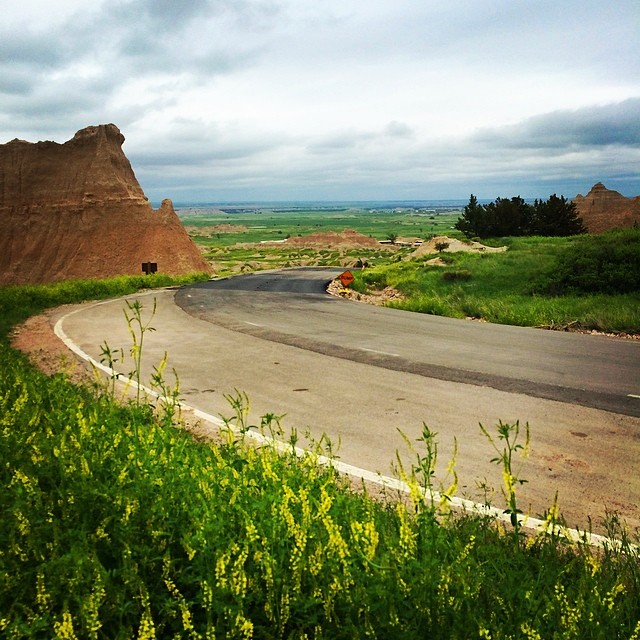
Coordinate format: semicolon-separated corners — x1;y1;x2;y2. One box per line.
269;229;386;250
410;235;507;257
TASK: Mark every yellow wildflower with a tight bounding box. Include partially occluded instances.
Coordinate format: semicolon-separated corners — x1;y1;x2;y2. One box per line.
53;611;78;640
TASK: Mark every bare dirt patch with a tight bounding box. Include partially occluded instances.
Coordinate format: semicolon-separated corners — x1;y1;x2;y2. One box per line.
10;307;95;386
410;235;507;257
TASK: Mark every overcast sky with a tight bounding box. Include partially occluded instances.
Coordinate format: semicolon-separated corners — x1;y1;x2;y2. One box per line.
2;0;639;202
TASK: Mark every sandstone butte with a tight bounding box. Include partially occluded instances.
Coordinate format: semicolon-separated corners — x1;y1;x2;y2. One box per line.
0;124;211;285
573;182;640;233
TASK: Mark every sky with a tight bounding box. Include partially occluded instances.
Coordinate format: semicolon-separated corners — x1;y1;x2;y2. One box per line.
1;0;639;203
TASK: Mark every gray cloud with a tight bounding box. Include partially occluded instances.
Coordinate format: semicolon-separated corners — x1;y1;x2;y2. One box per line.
0;30;67;69
136;98;640;202
472;99;640;150
0;0;281;128
1;0;639;201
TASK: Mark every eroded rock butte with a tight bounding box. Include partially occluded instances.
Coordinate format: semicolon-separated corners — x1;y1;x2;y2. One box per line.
573;182;640;233
0;124;210;285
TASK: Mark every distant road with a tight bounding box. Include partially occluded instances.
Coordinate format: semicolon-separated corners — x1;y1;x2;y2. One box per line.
176;268;640;417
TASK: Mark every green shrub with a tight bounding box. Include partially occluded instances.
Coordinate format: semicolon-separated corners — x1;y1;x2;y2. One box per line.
442;269;473;282
533;228;640;295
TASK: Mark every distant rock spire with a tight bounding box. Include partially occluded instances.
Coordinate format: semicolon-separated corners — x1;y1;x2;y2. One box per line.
573;182;640;232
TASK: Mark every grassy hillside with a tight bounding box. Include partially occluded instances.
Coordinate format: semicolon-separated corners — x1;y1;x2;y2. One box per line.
1;276;639;637
352;232;640;333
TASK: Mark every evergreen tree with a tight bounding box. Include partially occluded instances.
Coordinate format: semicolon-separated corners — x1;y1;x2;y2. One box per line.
532;194;586;236
455;194;488;238
456;192;586;239
483;196;533;237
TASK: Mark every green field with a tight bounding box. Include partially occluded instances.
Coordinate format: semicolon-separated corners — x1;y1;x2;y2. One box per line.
179;206;461;275
180;205;463;245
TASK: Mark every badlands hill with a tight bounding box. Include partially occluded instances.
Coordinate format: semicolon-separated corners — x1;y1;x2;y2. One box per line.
573;182;640;233
0;124;210;285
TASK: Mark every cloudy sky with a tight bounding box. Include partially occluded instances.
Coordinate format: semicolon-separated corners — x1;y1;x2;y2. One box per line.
2;0;639;203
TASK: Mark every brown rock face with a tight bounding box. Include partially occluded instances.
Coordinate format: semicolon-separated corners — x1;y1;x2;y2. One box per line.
284;229;383;249
573;182;640;233
0;124;211;285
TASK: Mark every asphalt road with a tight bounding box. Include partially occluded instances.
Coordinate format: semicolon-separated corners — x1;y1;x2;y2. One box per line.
57;269;640;532
176;268;640;417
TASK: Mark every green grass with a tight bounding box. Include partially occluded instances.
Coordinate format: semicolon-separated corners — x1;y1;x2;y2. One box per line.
353;235;640;333
203;244;404;277
1;277;639;637
0;273;210;340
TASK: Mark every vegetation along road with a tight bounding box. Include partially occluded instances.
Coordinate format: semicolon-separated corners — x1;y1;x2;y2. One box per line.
58;268;640;532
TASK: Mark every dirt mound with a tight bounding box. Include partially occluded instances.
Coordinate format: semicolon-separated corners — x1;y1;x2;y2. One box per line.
410;235;507;257
284;229;384;249
573;182;640;233
0;124;210;285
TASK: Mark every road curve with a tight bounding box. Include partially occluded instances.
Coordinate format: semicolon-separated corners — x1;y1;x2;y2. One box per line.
176;268;640;418
56;270;640;532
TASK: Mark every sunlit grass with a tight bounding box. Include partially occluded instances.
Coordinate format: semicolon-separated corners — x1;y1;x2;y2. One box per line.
356;235;640;333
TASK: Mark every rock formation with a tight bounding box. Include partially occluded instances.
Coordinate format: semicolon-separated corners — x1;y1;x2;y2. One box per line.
283;229;383;249
410;235;507;257
573;182;640;233
0;124;211;285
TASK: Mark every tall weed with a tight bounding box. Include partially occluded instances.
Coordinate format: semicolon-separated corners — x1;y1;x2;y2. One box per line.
2;343;639;637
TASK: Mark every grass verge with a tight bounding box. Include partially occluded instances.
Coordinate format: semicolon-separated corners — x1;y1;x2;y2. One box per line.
352;234;640;333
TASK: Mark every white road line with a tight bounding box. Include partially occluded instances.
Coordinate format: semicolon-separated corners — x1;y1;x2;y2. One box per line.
628;394;640;399
361;347;400;357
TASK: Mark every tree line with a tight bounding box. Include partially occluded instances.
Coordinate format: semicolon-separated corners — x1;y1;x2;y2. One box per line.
455;194;586;238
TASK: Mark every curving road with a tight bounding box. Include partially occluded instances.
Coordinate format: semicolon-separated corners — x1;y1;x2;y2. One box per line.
176;268;640;417
57;268;640;531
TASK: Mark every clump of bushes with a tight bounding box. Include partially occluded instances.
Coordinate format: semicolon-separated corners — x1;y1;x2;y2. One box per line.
442;269;473;282
532;228;640;295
